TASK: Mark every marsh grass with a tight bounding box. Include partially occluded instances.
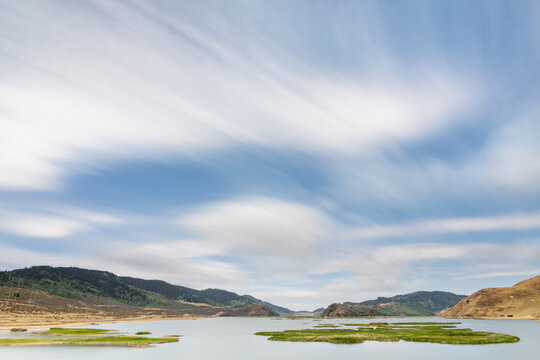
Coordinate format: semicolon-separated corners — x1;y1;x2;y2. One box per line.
10;328;27;332
135;332;152;335
38;328;117;336
0;336;179;347
255;322;519;345
0;327;180;348
394;322;462;325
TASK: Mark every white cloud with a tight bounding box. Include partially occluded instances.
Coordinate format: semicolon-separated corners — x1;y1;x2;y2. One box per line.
0;215;88;238
0;208;123;238
329;104;540;210
0;1;478;191
453;269;540;281
348;211;540;239
179;196;334;257
474;117;540;191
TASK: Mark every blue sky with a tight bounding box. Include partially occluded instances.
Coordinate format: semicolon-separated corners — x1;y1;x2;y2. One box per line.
0;0;539;310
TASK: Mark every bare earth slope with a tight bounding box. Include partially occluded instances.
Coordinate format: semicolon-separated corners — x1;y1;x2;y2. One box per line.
0;287;278;329
442;275;540;320
321;303;384;317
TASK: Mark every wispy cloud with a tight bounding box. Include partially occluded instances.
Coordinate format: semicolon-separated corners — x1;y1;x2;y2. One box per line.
348;212;540;239
453;270;540;281
0;1;478;191
179;196;334;257
0;1;539;310
0;208;123;238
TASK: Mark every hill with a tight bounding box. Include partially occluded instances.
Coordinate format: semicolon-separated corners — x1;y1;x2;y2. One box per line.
0;266;285;316
442;275;540;320
322;291;466;317
353;291;467;316
242;295;296;315
321;303;384;317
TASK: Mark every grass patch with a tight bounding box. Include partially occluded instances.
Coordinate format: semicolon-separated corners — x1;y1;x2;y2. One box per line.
393;322;462;325
255;322;519;345
343;322;458;329
0;336;179;348
10;328;27;332
1;327;179;348
38;328;116;336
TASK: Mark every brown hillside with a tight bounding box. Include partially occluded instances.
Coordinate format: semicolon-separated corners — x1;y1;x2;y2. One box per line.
0;286;277;329
211;304;279;317
321;303;383;317
442;275;540;320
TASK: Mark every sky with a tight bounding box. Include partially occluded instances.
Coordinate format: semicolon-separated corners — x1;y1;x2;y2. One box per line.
1;0;540;311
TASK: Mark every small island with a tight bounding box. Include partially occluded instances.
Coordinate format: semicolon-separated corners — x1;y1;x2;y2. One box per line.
0;328;179;348
255;322;520;345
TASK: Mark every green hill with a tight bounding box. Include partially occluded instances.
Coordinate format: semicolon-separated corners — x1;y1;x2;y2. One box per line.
354;291;467;316
323;291;467;317
0;266;290;313
0;266;153;306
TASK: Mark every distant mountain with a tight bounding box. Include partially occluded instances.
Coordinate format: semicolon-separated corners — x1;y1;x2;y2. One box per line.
323;291;466;317
242;295;295;315
354;291;467;316
0;266;286;315
442;276;540;320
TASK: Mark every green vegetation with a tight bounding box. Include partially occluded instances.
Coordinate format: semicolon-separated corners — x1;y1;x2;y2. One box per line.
0;266;292;314
323;291;468;317
255;322;520;345
135;331;152;335
393;322;461;325
10;328;27;332
0;267;154;307
0;336;179;347
1;327;179;348
342;322;460;329
38;328;116;336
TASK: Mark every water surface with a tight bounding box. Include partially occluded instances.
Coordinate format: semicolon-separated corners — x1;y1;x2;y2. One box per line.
0;317;538;360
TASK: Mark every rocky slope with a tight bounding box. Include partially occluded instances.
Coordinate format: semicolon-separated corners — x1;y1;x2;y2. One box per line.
321;303;384;317
442;275;540;320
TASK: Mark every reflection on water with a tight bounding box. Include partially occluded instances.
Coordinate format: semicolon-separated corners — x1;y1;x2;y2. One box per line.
0;317;538;360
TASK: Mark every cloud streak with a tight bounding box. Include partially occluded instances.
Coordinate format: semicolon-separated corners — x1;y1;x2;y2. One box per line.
349;212;540;239
179;196;334;257
0;1;478;191
0;208;123;238
0;1;539;310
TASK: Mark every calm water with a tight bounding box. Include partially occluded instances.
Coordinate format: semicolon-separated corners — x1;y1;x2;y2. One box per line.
0;317;538;360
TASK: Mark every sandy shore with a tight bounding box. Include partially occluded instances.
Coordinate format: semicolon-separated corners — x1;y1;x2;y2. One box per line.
0;314;202;331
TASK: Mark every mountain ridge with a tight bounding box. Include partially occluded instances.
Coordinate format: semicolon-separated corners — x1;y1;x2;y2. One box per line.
322;291;467;317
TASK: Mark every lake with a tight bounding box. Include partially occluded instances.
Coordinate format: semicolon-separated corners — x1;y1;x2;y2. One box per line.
0;317;538;360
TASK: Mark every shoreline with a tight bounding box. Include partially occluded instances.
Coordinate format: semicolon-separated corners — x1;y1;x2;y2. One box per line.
2;314;537;331
0;315;204;331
